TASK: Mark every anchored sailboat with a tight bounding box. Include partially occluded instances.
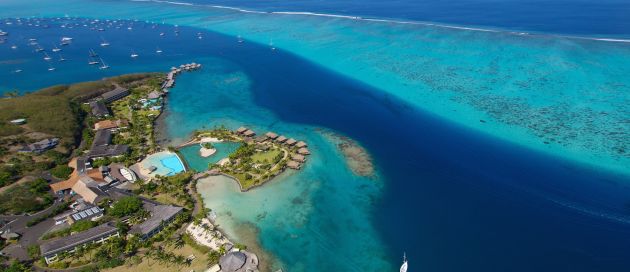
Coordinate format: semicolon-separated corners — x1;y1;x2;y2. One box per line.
130;50;139;58
155;47;162;54
100;38;110;47
43;52;52;61
270;39;276;51
89;49;98;57
99;57;109;70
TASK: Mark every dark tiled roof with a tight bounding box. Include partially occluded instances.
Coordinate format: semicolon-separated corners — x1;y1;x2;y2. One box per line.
87;145;129;158
40;223;118;257
130;204;183;237
92;129;112;147
89;101;109;117
101;87;129;103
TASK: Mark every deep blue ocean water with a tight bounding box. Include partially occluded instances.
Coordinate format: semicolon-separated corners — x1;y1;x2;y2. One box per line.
186;0;630;37
0;2;629;271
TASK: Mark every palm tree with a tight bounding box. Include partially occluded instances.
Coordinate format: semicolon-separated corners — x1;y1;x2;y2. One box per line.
173;234;185;249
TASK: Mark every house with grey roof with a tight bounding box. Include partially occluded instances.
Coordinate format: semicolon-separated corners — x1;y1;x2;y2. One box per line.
130;202;183;240
101;87;129;103
40;223;119;264
89;101;109;117
18;138;59;154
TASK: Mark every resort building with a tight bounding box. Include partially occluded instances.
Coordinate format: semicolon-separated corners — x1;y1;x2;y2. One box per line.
40;223;120;264
264;132;278;140
17;138;59;154
92;129;112;147
275;136;287;143
297;147;311;155
53;206;103;225
100;87;129;103
88;145;129;159
94;119;128;130
296;141;307;148
218;251;260;272
285;138;297;146
108;189;184;240
88;128;129;159
147;90;163;99
287;161;301;170
89;101;109;117
291;154;306;162
236;127;247;134
130;202;183;240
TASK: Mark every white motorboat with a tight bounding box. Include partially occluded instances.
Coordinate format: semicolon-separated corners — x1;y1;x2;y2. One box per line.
400;253;408;272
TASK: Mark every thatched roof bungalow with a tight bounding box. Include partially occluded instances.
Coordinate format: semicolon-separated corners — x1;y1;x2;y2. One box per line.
297;147;310;155
243;129;256;137
287;161;301;170
285;138;297;146
275;136;287;143
291;154;306;162
296;141;307;148
265;132;278;139
236;127;247;134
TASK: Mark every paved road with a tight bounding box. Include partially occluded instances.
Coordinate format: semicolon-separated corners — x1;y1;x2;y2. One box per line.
1;198;65;261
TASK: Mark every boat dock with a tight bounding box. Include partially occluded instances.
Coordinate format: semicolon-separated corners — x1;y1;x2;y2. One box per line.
162;62;202;91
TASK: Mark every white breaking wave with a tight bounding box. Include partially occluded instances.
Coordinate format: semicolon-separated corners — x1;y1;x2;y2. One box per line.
128;0;630;43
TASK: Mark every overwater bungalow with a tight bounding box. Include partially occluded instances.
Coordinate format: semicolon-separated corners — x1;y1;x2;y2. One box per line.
297;147;311;155
296;141;307;148
243;129;256;137
236;127;247;134
285;138;297;146
275;136;287;143
291;154;306;162
265;132;278;139
287;161;301;170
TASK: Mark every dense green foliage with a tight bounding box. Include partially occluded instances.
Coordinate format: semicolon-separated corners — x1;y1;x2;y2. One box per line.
50;165;73;179
109;196;143;217
0;178;52;214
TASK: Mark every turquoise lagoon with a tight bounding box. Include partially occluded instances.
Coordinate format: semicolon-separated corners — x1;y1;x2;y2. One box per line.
1;1;630;271
179;142;241;172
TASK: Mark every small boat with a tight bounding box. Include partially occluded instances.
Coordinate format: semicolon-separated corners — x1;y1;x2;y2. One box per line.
61;37;73;42
159;32;165;36
0;30;7;36
14;69;22;73
237;35;243;43
10;45;17;49
88;57;100;65
100;38;110;47
89;49;98;57
98;57;109;69
43;52;52;61
58;55;66;62
130;51;139;58
47;66;56;72
52;45;61;52
28;38;37;42
400;253;408;272
270;39;276;51
155;47;162;54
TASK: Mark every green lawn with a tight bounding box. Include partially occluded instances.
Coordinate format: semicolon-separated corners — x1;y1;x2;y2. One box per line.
251;149;281;163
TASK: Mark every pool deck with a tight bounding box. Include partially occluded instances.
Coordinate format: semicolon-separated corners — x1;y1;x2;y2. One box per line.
136;150;187;179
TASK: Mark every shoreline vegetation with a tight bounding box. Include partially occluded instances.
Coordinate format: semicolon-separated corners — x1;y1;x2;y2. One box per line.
181;126;310;192
0;63;260;271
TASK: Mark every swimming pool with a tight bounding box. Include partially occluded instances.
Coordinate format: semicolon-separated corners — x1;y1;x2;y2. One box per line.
142;151;186;177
